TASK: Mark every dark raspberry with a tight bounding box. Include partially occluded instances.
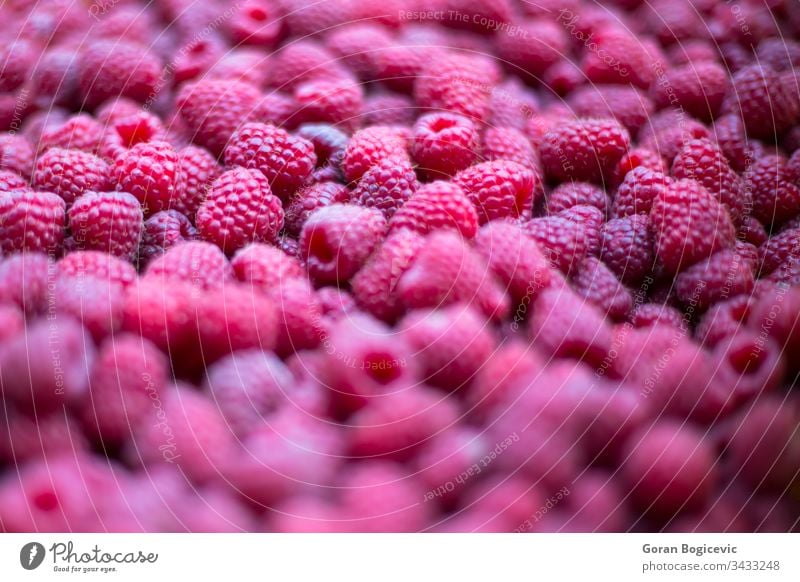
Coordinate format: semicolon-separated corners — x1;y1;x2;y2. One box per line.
0;190;65;255
650;61;728;121
58;250;137;288
112;141;179;215
480;127;539;169
572;256;633;320
568;85;654;133
547;182;608;215
411;112;479;180
675;249;755;310
524;215;589;275
612;167;671;218
756;38;800;72
138;210;197;265
745;155;800;226
78;41;161;107
758;227;800;275
452;160;538;224
342;126;409;183
630;303;688;332
294;79;364;132
543;60;585;97
611;147;667;187
712;114;754;173
351;156;419;219
143;241;233;290
32;148;111;207
722;65;799;139
173;145;220;219
495;18;567;77
639;118;711;165
68;191;143;260
599;214;655;284
231;243;304;294
0;133;34;177
389;181;478;239
284;182;351;237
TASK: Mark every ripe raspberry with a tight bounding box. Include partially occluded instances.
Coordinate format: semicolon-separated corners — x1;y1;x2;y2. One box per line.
389;181;478;238
640;119;711;165
227;0;282;47
168;36;225;85
672;138;748;223
495;18;567;77
630;303;689;332
0;39;36;93
101;110;166;158
540;118;630;184
316;287;356;321
38;114;105;154
0;190;65;255
0;133;33;177
138;210;197;265
112;141;179;215
581;28;660;88
176;80;261;156
722;65;799;139
351;230;425;323
0;169;29;191
572;257;633;320
599;215;655;284
414;53;497;123
51;268;127;342
144;241;233;290
284;182;350;237
78;41;161;107
0;410;85;465
440;0;514;33
452;160;538;224
612;167;671;218
32;148;111;206
266;40;350;90
204;152;262;211
547;182;608;216
196;167;284;254
399;304;496;391
649;179;736;274
57;251;137;289
567;85;654;133
325;23;393;81
758;227;800;275
746;155;800;226
67;191;142;260
397;231;509;320
543;60;584;97
351;156;419;219
296;123;348;167
268;277;325;356
231;243;304;294
342;126;409;183
373;43;426;93
294;79;364;132
480;127;539;169
411;112;479;180
0;253;54;315
300;204;386;285
524;215;589;275
360;93;416;127
675;249;755;310
650;61;729;121
224;123;317;201
712;114;754;172
611;147;667;187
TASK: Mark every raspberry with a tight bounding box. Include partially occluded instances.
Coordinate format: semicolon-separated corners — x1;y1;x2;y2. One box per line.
224;123;317;201
524;214;589;275
227;0;282;47
399;304;496;391
494;18;566;77
672;138;748;224
710;330;785;408
38;114;105;154
168;37;225;85
196;167;284;254
756;38;800;72
414;53;497;122
411;112;479;180
0;133;33;177
176;80;261;156
397;231;509;320
758;227;800;275
650;61;729;121
284;182;351;237
32;148;111;206
268;278;325;356
630;303;689;332
111;141;179;215
342;126;409;183
351;156;419;219
0;169;29;191
78;41;161;107
296;123;349;167
567;85;654;133
325;23;393;81
572;257;633;320
612;167;670;218
599;215;655;285
67;191;143;260
747;285;800;370
143;241;233;290
712;114;754;173
52;269;127;342
0;190;66;255
611;147;667;187
57;251;137;288
205;149;262;207
675;249;755;310
622;423;718;517
361;94;416;127
373;43;426;93
452;160;538;224
473;220;552;305
640;119;711;165
300;204;386;285
543;60;584;97
101;111;166;159
316;287;356;320
440;0;514;33
0;39;36;93
722;65;799;139
204;48;270;88
547;182;608;216
294;79;364;132
540;118;631;184
231;243;304;293
581;28;660;89
0;410;85;465
389;181;478;238
649;179;736;274
745;155;800;226
351;230;425;323
138;210;197;265
0;253;54;315
480;127;539;169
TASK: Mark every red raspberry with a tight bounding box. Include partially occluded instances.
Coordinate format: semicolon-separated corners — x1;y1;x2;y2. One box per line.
567;85;654;133
143;241;233;290
351;156;419;219
300;203;386;285
266;39;350;90
361;93;416;127
440;0;514;33
650;61;729;121
474;220;552;305
67;191;143;260
630;303;689;332
204;48;271;88
722;65;799;139
524;215;589;275
543;60;585;97
694;294;751;347
294;79;364;132
231;243;304;293
224;123;317;201
284;182;351;237
38;114;105;154
121;278;196;355
581;28;660;89
373;43;426;93
756;38;800;72
0;253;53;315
611;146;667;187
389;181;478;238
176;80;261;156
710;330;785;408
399;303;496;391
268;277;325;356
612;167;671;218
561;204;604;254
0;39;36;93
453;160;538;224
495;18;567;77
480;127;539;169
649;179;736;274
167;145;219;219
168;36;225;85
296;123;349;167
351;230;425;323
138;210;197;265
738;215;768;248
32;148;111;206
540;118;631;184
227;0;282;47
316;287;356;320
0;410;85;465
572;256;633;320
640;118;711;165
547;182;608;215
30;45;80;106
672;138;748;224
599;215;655;284
712;114;755;172
746;155;800;226
196;167;284;254
0;190;65;255
325;23;393;81
397;231;509;320
759;227;800;275
675;249;755;310
101;110;166;157
77;41;161;107
411;112;479;180
414;53;498;122
0;133;33;177
57;251;137;288
52;269;127;342
342;126;409;183
0;169;29;191
112;141;179;215
0;303;23;343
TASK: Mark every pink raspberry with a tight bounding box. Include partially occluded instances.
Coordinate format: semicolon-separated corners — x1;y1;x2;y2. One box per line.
373;43;426;93
745;154;800;226
296;123;349;167
268;277;326;356
121;279;198;354
547;181;608;216
32;147;111;206
524;214;589;275
38;114;105;154
77;40;161;107
143;241;233;290
581;28;660;89
722;65;799;140
389;181;479;239
361;93;416;127
0;190;65;255
712;114;754;172
747;285;800;371
710;330;785;408
649;179;736;274
325;23;394;81
0;253;54;315
0;132;33;177
231;243;304;293
138;210;197;265
57;251;137;288
652;61;729;121
227;0;282;47
640;118;711;165
495;18;567;76
300;203;386;285
630;303;689;333
351;156;419;219
452;160;538;224
599;214;655;284
572;256;633;320
675;249;755;310
0;169;29;191
611;147;667;188
0;411;85;465
284;182;351;236
342;126;409;183
52;273;126;342
266;40;350;90
68;191;143;260
224;122;317;200
0;39;37;93
294;79;364;132
758;227;800;275
414;53;497;123
411;112;479;180
568;85;654;133
196;167;284;254
480;127;539;170
112;141;179;215
612;167;671;218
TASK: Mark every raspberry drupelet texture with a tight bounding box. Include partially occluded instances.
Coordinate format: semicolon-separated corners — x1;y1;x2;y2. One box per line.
138;210;197;265
0;191;66;255
411;112;479;180
112;141;179;215
32;148;111;207
67;191;143;260
342;126;409;183
284;182;351;237
351;156;419;219
389;181;479;239
452;160;538;224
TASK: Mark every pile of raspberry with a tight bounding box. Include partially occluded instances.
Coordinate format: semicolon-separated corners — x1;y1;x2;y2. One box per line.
0;0;799;533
